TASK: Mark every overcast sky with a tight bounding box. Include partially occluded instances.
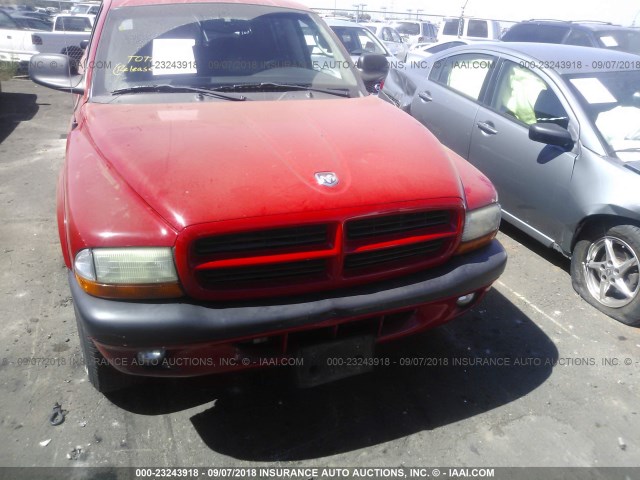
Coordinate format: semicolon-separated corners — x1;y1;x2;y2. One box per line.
299;0;640;26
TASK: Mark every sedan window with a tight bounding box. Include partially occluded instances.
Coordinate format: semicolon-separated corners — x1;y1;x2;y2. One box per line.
491;61;568;127
430;53;495;101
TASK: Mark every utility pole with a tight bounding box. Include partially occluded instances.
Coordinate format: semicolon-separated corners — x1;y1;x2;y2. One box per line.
352;3;366;23
459;0;470;37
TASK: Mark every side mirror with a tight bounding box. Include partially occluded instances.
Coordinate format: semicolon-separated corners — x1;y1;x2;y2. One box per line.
529;122;574;149
29;53;84;94
358;53;389;74
357;53;389;94
80;39;89;50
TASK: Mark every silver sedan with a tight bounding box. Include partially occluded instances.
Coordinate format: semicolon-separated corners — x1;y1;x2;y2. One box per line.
381;42;640;325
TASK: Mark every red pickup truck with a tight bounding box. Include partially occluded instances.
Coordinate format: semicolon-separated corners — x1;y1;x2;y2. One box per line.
29;0;506;393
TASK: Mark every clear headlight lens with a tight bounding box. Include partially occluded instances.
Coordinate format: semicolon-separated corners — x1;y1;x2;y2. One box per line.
457;203;501;254
74;247;182;299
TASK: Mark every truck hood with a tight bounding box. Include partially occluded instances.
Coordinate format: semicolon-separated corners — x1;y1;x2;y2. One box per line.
83;96;463;230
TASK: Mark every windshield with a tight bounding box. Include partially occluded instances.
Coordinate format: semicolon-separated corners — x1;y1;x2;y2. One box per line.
91;3;361;100
564;70;640;160
596;30;640;55
330;26;388;56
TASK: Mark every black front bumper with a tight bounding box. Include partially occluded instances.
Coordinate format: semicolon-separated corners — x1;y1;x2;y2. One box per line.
72;240;506;347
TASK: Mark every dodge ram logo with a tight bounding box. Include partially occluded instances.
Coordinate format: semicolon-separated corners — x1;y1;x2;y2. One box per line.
315;172;339;187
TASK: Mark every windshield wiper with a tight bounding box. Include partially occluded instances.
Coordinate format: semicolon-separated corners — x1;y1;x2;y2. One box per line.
211;82;351;98
111;84;247;101
614;147;640;153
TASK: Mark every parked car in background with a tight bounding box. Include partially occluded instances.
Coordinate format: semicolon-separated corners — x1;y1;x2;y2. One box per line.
326;19;393;91
0;9;48;67
362;23;408;61
502;21;640;55
69;2;101;16
438;17;502;42
31;19;93;65
29;0;506;393
2;11;52;31
1;8;93;69
381;42;640;325
0;5;51;22
406;39;481;64
390;20;437;46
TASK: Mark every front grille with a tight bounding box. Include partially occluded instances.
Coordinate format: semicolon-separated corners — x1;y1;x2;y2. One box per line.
194;225;329;256
184;207;460;300
346;211;450;240
197;259;327;287
344;240;444;271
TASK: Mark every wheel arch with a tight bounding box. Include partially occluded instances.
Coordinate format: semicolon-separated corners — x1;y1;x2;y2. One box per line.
570;214;640;254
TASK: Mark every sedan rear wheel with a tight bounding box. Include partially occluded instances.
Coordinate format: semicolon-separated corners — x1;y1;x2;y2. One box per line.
571;224;640;326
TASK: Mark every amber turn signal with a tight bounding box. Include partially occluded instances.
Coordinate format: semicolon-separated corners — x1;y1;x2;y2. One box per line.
75;274;184;299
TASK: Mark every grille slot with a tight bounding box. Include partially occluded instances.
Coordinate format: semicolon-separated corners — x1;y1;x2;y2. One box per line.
345;240;444;271
194;225;329;256
346;211;450;240
198;259;327;286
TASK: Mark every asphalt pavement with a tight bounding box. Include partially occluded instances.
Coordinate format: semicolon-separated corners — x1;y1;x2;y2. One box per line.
0;78;638;470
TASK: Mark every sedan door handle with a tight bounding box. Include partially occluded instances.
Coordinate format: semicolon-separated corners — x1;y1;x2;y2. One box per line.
477;121;498;135
418;91;432;102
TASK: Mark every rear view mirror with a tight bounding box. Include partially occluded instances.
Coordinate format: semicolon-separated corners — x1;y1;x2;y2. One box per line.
529;122;574;150
29;53;84;94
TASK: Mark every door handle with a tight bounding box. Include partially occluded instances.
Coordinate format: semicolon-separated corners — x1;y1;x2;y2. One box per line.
418;91;432;102
477;121;498;135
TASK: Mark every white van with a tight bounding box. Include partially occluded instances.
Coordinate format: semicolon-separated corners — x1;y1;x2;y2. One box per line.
438;17;501;42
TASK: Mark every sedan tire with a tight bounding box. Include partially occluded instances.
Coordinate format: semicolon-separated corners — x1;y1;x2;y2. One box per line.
571;224;640;326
